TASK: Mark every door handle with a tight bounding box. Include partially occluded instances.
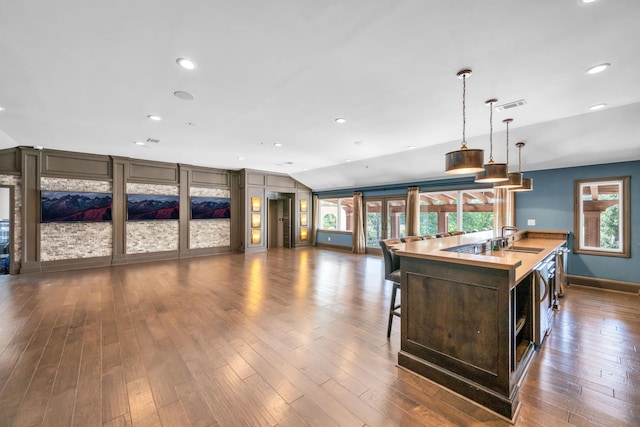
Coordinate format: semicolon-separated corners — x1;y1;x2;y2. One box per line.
536;270;550;303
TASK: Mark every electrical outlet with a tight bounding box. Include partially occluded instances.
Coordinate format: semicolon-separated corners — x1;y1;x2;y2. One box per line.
527;219;536;226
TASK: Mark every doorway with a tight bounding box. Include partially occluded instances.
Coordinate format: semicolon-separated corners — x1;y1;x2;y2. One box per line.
364;197;406;253
0;186;14;274
268;197;293;248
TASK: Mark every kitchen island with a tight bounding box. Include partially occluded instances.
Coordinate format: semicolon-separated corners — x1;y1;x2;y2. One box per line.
395;230;568;421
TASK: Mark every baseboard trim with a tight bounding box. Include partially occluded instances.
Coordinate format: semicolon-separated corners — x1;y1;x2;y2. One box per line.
41;256;112;273
567;274;640;295
315;243;353;253
35;249;234;274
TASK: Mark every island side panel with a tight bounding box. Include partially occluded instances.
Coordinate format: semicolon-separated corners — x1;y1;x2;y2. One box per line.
398;255;515;412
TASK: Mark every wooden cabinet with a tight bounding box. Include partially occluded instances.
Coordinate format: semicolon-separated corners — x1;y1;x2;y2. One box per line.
398;256;533;419
396;231;568;420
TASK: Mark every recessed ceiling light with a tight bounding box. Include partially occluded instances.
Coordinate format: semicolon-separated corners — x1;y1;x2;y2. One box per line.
589;103;607;111
0;106;5;112
176;58;197;70
345;159;352;163
407;145;416;150
187;122;196;126
579;0;597;4
237;156;245;160
586;63;610;75
335;118;346;124
273;142;282;147
134;141;146;146
147;115;162;121
174;91;195;100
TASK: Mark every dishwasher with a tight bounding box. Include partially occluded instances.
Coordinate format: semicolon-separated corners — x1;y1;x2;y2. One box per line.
532;253;555;347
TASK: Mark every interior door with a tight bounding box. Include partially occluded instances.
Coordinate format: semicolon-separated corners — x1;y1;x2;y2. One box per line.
268;197;293;248
365;197;406;252
0;186;12;274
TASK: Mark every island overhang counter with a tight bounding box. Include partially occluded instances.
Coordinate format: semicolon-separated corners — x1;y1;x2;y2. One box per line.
394;230;568;421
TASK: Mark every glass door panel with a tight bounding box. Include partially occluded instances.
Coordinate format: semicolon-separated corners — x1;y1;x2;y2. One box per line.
387;199;406;239
365;197;406;252
365;200;382;248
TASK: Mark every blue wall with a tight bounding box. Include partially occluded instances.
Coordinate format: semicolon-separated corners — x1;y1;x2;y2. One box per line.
315;160;639;284
515;160;639;283
316;230;352;248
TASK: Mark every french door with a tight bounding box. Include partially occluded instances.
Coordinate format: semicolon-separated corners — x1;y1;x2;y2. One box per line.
364;197;406;253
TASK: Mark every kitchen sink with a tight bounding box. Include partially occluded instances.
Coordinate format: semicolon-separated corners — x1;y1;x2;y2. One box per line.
505;246;544;254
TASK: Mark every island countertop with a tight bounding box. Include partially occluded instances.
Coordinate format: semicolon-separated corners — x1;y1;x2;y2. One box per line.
395;230;568;283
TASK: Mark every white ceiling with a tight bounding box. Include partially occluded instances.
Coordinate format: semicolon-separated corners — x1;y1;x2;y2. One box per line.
1;0;639;191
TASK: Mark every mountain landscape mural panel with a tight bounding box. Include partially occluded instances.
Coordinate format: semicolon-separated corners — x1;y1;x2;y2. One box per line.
41;191;113;222
191;196;231;219
127;194;180;220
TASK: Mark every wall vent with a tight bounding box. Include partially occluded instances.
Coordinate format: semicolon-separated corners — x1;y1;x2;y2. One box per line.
495;99;527;112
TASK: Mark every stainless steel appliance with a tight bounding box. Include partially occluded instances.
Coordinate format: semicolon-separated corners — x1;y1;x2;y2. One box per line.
553;246;569;308
532;254;555;347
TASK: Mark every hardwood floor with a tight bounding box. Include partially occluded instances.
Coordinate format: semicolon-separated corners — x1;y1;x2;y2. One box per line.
0;248;638;426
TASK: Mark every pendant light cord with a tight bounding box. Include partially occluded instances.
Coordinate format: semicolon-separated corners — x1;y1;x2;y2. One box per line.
518;144;522;172
489;105;493;161
516;141;525;172
505;119;510;167
462;74;467;148
486;99;497;163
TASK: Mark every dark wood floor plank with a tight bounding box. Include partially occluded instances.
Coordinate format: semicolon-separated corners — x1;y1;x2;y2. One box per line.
156;399;192;427
0;250;638;426
0;325;52;421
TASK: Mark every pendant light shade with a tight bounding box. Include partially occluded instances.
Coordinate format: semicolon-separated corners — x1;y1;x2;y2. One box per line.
445;148;485;174
445;69;485;174
496;171;524;188
475;163;510;183
495;118;523;189
511;142;534;192
475;99;508;183
512;177;533;192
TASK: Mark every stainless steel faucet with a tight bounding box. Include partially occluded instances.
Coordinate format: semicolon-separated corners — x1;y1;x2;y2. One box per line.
501;225;518;238
500;226;519;248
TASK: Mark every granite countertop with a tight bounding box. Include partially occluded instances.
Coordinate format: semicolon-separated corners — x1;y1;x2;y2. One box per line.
395;230;568;283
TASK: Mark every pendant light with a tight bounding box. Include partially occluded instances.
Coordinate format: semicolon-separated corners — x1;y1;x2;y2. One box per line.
511;142;533;192
494;118;523;188
475;99;508;183
445;69;485;174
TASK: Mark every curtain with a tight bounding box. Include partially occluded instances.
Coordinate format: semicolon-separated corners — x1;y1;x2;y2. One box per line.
493;188;515;230
312;194;319;246
352;192;366;254
406;186;420;236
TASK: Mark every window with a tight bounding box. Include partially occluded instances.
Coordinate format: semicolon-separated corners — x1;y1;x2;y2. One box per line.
574;176;630;257
318;198;354;231
420;189;496;235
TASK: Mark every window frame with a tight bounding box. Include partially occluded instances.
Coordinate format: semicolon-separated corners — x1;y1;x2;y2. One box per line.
318;197;353;232
419;187;498;235
573;176;630;257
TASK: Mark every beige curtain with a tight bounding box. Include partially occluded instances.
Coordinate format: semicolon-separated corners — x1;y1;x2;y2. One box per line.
493;188;515;230
312;194;319;246
406;186;420;236
352;192;366;254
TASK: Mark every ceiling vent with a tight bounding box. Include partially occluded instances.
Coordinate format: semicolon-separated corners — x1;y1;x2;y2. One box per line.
495;99;527;112
146;138;160;144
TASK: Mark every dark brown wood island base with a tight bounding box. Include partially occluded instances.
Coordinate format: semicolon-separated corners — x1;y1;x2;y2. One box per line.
395;230;569;421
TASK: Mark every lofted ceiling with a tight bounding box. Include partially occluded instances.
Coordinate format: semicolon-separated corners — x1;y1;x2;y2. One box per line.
1;0;639;191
